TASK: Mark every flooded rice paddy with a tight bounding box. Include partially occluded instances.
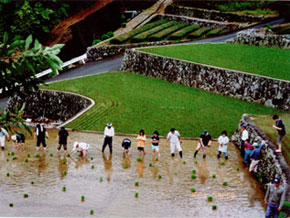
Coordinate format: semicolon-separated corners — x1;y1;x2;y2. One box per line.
0;130;265;217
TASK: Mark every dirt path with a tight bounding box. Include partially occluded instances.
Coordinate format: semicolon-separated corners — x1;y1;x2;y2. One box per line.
45;0;113;46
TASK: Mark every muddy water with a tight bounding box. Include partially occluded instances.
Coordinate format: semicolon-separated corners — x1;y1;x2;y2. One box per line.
0;130;265;217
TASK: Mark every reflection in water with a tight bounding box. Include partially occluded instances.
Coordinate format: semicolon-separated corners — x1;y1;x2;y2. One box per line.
102;153;112;182
58;154;68;179
136;156;144;178
0;130;266;217
196;159;210;184
121;156;131;169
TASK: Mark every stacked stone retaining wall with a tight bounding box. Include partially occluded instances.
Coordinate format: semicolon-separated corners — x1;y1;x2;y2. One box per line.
121;48;290;111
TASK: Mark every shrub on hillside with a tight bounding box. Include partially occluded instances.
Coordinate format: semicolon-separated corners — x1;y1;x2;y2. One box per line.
92;39;101;45
101;31;114;41
206;28;223;37
148;22;189;41
168;24;200;40
187;26;212;38
121;22;127;28
131;21;178;43
110;19;168;44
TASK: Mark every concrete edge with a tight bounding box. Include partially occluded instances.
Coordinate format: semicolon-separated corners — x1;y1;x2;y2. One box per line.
129;45;290;83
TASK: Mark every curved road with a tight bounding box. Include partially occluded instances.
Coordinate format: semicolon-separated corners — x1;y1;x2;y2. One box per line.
0;18;285;108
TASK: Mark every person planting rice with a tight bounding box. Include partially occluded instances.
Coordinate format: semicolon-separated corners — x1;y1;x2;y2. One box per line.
11;132;26;151
56;127;69;154
194;130;212;159
137;129;146;156
0;128;9;150
70;141;90;157
121;138;131;157
272;115;286;153
151;131;160;160
102;123;115;154
34;123;49;151
166;128;182;158
217;130;229;160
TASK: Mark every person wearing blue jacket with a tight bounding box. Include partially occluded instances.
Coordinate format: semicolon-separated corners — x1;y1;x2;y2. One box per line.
249;140;265;173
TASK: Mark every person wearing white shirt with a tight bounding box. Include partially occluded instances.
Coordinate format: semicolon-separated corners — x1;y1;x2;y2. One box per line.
240;125;248;158
102;122;115;154
0;128;10;150
70;141;90;156
217;130;230;160
166;128;182;158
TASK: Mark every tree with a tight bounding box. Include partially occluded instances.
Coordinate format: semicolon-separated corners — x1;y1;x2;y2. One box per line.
0;32;64;98
0;103;32;135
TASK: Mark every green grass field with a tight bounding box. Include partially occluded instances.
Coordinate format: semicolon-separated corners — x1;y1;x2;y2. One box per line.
253;114;290;165
140;43;290;81
44;72;283;138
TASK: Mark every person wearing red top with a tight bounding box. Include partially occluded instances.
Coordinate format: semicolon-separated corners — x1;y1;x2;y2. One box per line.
243;140;254;164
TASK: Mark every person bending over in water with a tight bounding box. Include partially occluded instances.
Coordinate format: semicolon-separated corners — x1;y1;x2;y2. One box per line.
70;141;90;157
122;138;131;157
11;132;26;151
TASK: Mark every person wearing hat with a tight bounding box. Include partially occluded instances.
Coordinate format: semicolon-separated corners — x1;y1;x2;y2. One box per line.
102;122;115;154
272;114;286;153
166;128;183;158
249;140;265;174
11;132;26;151
240;125;248;158
194;130;212;159
0;128;10;150
265;177;285;218
121;138;131;157
70;141;90;156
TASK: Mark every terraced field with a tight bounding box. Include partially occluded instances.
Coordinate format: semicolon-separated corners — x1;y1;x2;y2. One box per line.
110;19;230;44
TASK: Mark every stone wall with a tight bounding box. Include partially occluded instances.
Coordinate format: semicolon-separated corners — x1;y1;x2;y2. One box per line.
7;89;92;124
155;14;240;31
232;114;290;202
165;5;265;23
121;49;290;111
228;30;290;49
86;41;173;61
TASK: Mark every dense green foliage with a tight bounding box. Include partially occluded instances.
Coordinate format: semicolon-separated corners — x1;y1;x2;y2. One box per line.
110;19;168;44
0;0;69;40
148;22;189;41
140;43;290;81
131;21;178;43
187;27;212;38
168;24;200;40
0;33;64;98
44;72;282;137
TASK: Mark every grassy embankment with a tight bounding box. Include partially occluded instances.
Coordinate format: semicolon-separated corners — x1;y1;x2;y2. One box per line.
140;43;290;81
44;72;284;138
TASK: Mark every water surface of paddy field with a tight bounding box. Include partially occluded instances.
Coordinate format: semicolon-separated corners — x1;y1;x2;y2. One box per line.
0;130;265;217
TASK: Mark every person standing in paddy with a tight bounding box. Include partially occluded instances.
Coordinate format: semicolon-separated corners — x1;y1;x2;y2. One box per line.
166;128;182;158
194;130;212;159
34;123;49;151
217;130;229;160
102;123;115;154
137;129;146;156
57;127;69;154
151;130;160;160
240;125;248;158
272;115;286;153
0;128;9;150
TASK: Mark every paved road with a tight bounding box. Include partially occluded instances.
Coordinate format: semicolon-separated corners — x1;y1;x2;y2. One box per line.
0;18;285;109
